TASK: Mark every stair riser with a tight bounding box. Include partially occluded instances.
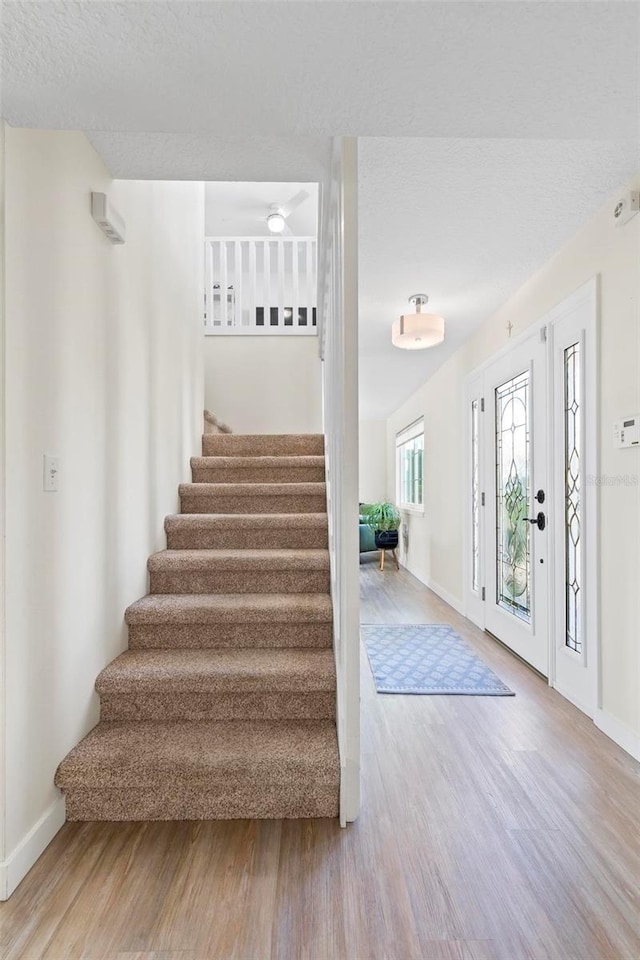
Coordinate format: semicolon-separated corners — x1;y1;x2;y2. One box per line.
128;623;333;650
180;495;327;514
166;526;329;550
100;691;336;722
64;786;339;821
149;570;330;595
191;465;325;484
202;436;324;457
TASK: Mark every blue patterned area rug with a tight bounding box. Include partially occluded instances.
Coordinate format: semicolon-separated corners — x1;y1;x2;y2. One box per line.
362;623;515;696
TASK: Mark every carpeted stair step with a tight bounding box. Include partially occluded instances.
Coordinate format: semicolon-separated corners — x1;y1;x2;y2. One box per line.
202;433;324;458
125;593;334;649
96;648;336;721
55;719;340;820
147;549;330;595
164;513;329;550
180;482;326;515
191;455;325;485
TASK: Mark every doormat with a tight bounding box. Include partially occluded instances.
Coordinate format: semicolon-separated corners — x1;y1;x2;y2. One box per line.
362;623;515;696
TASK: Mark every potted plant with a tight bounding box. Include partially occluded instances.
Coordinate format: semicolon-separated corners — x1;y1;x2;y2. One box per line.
365;502;401;550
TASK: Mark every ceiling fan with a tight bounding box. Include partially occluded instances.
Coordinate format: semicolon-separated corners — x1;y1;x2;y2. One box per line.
265;188;310;234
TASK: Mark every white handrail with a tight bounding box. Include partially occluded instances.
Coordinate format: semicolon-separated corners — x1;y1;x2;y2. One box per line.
319;139;361;825
203;236;318;336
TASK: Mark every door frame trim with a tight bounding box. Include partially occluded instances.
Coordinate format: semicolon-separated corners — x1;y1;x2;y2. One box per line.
463;278;600;715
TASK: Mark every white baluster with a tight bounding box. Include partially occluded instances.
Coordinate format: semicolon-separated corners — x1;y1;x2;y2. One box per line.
249;240;257;330
292;239;300;330
221;241;229;326
306;240;314;328
234;240;243;327
205;240;213;329
264;241;271;327
278;240;285;329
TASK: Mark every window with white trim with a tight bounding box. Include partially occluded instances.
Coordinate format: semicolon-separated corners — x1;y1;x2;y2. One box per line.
396;418;424;511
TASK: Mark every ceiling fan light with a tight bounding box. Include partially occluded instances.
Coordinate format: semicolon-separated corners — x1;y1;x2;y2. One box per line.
391;312;445;350
267;212;286;233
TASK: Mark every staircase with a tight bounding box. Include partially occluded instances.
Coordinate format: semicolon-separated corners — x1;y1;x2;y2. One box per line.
55;434;340;820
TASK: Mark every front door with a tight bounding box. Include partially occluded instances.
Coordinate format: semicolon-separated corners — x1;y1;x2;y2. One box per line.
483;330;549;675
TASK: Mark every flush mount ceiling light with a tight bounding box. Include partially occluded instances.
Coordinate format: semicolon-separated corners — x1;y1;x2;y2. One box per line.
267;212;286;234
392;294;445;350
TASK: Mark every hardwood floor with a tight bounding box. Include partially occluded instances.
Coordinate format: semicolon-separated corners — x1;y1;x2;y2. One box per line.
2;561;639;960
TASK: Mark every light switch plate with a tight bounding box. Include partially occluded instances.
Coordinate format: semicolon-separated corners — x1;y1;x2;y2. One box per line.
43;455;59;492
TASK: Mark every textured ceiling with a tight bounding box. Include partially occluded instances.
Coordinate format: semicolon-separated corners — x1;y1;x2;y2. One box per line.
2;2;639;416
85;134;332;183
359;138;639;417
3;2;638;140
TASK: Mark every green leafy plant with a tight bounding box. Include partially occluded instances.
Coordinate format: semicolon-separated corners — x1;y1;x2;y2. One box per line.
364;501;401;532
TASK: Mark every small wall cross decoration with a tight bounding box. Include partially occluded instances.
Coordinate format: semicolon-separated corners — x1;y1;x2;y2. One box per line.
506;319;514;338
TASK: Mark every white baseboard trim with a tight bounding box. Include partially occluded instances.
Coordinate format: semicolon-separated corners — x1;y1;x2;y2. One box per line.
425;579;464;615
397;560;464;616
594;709;640;762
0;796;66;900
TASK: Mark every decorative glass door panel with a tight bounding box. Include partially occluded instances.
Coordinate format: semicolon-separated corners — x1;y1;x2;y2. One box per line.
471;399;480;593
495;372;531;622
552;282;596;718
483;334;548;676
564;342;582;654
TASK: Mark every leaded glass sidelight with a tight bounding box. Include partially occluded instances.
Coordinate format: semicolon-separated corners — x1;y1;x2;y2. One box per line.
471;400;480;592
564;342;582;653
495;372;531;621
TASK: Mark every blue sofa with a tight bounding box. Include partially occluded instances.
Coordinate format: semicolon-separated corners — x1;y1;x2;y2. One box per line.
359;505;377;554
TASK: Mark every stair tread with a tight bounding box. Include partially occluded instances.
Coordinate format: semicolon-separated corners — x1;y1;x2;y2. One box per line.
203;434;323;446
125;593;333;624
165;513;328;528
148;548;330;571
180;482;326;496
96;648;336;693
55;719;340;789
191;456;325;467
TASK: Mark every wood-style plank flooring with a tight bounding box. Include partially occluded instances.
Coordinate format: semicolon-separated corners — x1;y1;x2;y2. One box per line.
2;559;639;960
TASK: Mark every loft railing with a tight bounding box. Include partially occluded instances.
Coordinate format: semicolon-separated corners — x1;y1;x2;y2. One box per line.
204;237;318;336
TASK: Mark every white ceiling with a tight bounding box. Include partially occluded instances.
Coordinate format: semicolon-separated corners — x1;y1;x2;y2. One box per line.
2;1;639;417
205;183;318;238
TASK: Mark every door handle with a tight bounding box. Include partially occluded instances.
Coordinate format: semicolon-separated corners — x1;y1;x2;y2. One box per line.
523;512;546;531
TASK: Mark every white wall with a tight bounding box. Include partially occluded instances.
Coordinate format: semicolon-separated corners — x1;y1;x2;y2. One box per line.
204;336;322;435
358;419;387;503
1;128;204;897
0;122;7;884
386;175;640;742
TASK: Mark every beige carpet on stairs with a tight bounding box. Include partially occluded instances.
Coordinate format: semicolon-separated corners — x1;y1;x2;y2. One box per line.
55;433;340;820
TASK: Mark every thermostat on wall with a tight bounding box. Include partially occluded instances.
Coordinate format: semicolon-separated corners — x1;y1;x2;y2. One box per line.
613;415;640;448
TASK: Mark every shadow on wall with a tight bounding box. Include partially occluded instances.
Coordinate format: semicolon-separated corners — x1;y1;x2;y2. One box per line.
204;335;322;435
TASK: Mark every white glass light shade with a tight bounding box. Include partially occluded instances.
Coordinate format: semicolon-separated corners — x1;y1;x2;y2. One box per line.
392;312;445;350
267;213;286;233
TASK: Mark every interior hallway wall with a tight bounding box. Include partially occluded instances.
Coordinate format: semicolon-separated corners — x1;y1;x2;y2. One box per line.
204;336;322;434
386;174;640;746
358;419;388;503
1;128;204;897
